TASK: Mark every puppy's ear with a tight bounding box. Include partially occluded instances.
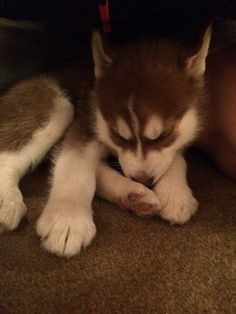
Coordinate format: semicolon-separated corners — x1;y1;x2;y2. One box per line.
186;25;212;78
91;31;113;79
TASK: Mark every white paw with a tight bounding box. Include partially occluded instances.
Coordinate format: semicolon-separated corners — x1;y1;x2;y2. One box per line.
154;183;198;224
0;187;26;233
116;180;160;216
36;204;96;258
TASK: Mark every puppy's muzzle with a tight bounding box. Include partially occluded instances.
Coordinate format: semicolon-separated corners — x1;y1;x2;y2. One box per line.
131;175;155;187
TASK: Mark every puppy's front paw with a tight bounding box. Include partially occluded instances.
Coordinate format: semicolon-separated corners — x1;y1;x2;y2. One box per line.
0;187;26;233
154;183;198;224
36;205;96;258
117;181;160;217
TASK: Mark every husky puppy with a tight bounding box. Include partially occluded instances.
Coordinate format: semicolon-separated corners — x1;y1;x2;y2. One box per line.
0;28;211;257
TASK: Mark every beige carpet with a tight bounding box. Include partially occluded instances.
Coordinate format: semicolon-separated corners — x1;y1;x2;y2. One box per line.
0;150;235;313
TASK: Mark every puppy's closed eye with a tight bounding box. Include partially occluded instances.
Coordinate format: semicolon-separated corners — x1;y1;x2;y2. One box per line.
111;131;136;147
142;128;177;149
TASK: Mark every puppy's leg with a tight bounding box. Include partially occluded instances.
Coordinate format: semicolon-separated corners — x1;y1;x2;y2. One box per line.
153;154;198;224
96;162;160;216
36;123;101;258
0;78;74;233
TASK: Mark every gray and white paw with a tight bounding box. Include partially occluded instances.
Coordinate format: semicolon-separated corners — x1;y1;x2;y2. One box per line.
154;184;198;224
0;187;26;233
117;181;160;216
36;205;96;258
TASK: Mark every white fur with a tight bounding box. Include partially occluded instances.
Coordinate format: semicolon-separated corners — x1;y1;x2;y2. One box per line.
96;162;160;215
118;147;174;183
116;117;133;140
36;138;102;257
0;95;73;232
127;95;144;167
154;154;198;224
127;95;139;136
143;116;163;140
173;108;200;150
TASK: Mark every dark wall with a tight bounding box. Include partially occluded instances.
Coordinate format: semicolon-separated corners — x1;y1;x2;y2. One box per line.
0;0;235;40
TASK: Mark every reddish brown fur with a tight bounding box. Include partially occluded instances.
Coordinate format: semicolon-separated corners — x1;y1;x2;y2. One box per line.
0;76;60;151
96;39;204;151
0;60;96;152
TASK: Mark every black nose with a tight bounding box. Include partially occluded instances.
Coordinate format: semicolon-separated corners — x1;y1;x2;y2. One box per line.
131;175;154;187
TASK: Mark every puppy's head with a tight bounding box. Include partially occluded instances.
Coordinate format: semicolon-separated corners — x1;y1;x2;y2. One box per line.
92;27;211;185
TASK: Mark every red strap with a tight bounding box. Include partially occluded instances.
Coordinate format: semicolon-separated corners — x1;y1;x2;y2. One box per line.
99;0;111;33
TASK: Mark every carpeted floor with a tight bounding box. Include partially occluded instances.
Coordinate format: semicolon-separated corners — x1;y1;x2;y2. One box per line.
0;19;235;314
0;150;235;313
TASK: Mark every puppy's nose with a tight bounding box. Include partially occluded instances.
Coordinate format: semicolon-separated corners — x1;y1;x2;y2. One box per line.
131;175;154;187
